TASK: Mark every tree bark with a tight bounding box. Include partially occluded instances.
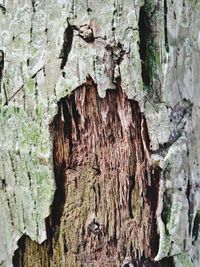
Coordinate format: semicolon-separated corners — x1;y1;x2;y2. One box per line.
0;0;200;267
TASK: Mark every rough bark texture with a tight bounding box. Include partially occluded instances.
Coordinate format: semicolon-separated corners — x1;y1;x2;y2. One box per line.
0;0;200;266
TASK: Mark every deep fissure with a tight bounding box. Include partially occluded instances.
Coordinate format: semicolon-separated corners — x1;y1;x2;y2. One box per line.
0;50;4;91
164;0;169;53
59;22;74;70
138;5;151;87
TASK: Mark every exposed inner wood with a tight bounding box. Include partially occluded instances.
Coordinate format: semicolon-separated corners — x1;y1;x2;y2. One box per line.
13;81;174;267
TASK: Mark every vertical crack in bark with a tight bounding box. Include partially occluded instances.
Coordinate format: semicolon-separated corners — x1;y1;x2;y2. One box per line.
138;6;150;87
186;179;192;235
0;50;4;92
192;212;200;242
45;101;69;240
59;21;74;70
12;236;26;267
161;189;172;234
164;0;169;53
12;82;174;266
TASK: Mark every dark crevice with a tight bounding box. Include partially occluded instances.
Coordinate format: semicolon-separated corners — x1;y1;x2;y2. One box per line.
45;166;66;240
12;235;26;267
31;0;36;13
130;100;145;160
111;6;116;35
59;22;74;69
45;100;70;240
192;212;200;242
159;256;175;267
138;6;150;87
1;178;7;189
131;252;175;267
0;50;4;91
164;0;169;53
7;197;14;226
87;7;92;15
8;151;17;184
146;167;160;257
161;164;172;233
27;171;32;188
30;26;35;49
0;3;6;14
128;176;135;219
77;24;95;43
187;179;193;236
60;98;73;160
161;188;172;234
63;234;68;253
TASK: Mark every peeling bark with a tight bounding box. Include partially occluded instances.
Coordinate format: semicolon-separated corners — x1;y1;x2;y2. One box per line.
13;80;174;267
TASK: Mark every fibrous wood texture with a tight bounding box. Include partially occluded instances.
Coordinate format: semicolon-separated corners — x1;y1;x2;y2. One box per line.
13;81;170;266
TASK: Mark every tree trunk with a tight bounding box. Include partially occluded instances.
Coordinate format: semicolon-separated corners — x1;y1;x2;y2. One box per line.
0;1;200;267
